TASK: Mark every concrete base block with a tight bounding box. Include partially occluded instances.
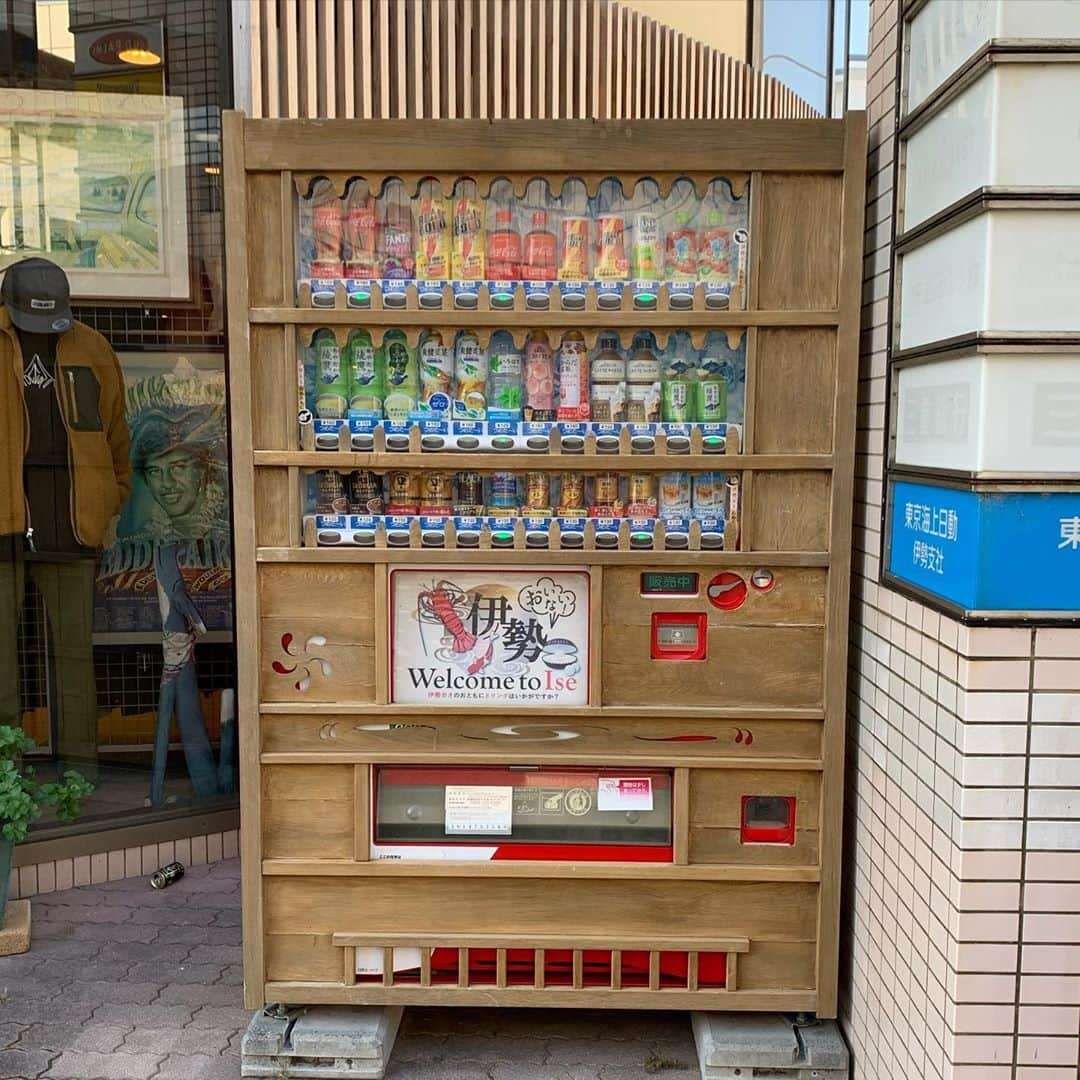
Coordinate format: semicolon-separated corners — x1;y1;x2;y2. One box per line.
691;1012;849;1079
241;1005;403;1078
0;900;31;957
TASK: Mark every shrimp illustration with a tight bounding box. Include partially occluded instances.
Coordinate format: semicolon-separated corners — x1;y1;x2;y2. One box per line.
416;580;493;673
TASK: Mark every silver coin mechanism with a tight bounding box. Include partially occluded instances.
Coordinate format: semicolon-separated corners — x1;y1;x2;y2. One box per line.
751;568;775;590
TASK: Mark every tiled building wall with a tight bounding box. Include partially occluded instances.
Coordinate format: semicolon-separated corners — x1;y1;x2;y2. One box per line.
8;829;239;900
842;3;1080;1079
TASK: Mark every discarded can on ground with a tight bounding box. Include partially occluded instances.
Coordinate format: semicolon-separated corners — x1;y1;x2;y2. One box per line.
150;862;185;890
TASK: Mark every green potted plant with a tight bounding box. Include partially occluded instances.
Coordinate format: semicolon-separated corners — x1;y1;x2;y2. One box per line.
0;725;94;925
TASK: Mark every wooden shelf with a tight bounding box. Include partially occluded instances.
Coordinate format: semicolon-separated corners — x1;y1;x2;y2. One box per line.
265;860;820;882
256;547;830;566
256;450;832;471
251;306;840;327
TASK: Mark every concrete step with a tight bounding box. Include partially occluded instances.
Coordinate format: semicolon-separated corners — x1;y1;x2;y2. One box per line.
691;1012;849;1079
241;1005;403;1079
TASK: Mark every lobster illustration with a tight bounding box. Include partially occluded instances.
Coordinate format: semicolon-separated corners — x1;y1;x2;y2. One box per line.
416;580;493;674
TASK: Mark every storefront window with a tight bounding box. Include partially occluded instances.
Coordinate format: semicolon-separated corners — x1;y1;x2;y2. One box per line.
0;0;235;838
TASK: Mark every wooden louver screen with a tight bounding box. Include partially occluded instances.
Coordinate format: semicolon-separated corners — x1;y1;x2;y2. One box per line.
242;0;820;121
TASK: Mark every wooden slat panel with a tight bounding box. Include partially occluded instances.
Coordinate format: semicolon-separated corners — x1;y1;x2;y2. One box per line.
602;626;825;709
754;329;837;455
266;932;344;981
255;469;291;547
756;174;843;310
266;878;819;939
246;174;286;307
748;472;832;553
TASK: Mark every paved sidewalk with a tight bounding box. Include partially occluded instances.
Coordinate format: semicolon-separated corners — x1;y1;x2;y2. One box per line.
0;859;698;1080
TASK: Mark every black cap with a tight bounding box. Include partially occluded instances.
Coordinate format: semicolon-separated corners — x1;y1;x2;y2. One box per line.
1;257;73;334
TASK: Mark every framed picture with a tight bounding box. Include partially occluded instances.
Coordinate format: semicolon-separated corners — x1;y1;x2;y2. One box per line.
0;87;189;300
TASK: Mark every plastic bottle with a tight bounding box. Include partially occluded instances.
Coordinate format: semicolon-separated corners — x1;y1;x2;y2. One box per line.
378;179;415;279
661;335;698;423
453;331;488;420
522;209;557;280
697;345;729;423
414;179;451;280
418;331;454;417
556;331;589;421
626;331;661;424
309;180;344;277
523;332;556;422
343;179;378;279
312;329;348;419
589;332;626;423
558;178;591;283
452;178;485;280
487;336;524;421
346;329;382;416
380;330;419;423
630;179;662;281
665;210;697;282
488;208;522;280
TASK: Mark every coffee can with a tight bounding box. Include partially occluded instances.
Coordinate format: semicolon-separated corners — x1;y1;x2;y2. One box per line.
347;470;384;514
557;472;586;515
525;471;552;513
419;471;453;515
489;471;519;512
386;470;419;514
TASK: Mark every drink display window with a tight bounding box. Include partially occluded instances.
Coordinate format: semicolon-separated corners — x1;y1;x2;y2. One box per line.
372;765;673;861
295;174;750;313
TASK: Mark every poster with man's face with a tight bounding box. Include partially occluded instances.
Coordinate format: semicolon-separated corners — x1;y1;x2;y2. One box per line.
93;354;232;634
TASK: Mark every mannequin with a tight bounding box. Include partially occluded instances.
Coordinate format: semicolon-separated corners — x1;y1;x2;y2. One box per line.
0;258;132;780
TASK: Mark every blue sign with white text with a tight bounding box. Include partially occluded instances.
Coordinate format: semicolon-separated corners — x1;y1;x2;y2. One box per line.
888;480;1080;614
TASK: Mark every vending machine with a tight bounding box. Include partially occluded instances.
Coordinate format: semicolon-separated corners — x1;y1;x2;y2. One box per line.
225;115;865;1017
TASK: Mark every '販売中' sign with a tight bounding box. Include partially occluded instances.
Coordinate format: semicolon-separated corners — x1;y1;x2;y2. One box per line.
390;568;591;706
887;479;1080;616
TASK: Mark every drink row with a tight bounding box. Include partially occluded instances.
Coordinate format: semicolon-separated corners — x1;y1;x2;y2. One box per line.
313;468;731;520
298;175;747;289
307;328;744;426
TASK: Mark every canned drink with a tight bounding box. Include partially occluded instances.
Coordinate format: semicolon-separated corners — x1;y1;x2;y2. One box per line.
454;471;485;513
313;330;348;419
454;332;488;420
346;329;381;415
419;471;453;515
347;470;383;514
557;472;586;516
316;470;348;514
558;216;590;281
386;470;419;514
418;331;453;415
658;471;692;516
591;471;622;515
595;214;629;281
150;862;185;890
525;471;552;513
489;471;519;513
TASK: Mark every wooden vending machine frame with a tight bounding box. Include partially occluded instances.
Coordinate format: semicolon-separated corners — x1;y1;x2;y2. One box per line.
224;114;866;1017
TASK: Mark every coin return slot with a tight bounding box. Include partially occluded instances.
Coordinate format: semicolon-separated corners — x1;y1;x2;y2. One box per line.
741;795;796;845
650;613;707;660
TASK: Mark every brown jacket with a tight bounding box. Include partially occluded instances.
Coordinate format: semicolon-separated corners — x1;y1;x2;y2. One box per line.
1;307;131;548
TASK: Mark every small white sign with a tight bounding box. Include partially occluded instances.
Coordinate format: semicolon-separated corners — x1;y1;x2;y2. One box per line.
444;785;514;834
597;777;654;812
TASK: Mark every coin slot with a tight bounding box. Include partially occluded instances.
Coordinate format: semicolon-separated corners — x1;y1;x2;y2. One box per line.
750;568;776;592
706;572;747;610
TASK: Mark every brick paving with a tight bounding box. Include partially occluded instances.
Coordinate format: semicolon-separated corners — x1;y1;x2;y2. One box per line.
0;859;698;1079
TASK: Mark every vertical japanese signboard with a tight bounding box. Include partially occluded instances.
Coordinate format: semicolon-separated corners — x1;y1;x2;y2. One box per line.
390;569;591;706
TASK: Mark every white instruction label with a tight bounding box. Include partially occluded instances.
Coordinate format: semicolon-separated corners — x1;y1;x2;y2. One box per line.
444;785;514;834
597;777;654;812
